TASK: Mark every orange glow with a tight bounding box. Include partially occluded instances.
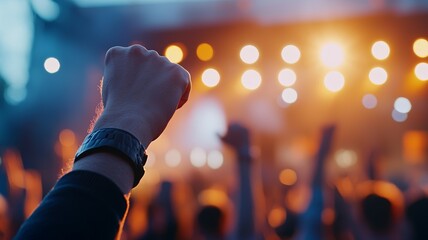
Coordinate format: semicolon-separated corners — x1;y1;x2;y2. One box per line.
336;177;355;199
322;208;335;225
197;43;214;61
371;41;390;60
285;185;311;213
279;168;298;186
403;131;428;164
24;170;42;218
3;150;25;191
268;207;287;227
198;187;230;208
165;44;185;64
413;38;428;58
59;129;76;147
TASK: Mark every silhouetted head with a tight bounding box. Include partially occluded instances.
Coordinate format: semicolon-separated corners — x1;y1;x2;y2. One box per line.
406;196;428;240
361;193;393;233
196;205;225;238
274;210;298;240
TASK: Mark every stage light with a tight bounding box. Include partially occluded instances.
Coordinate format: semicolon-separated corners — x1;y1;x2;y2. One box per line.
414;62;428;81
392;109;407;123
197;43;214;61
165;44;184;64
279;168;297;186
413;38;428;58
320;42;344;68
281;88;298;104
241;70;262;90
369;67;388;85
207;150;223;169
268;207;287;228
240;45;259;64
335;149;357;168
165;149;181;167
278;68;296;87
190;147;206;168
44;57;60;73
394;97;412;114
362;94;378;109
201;68;220;87
324;71;345;92
281;45;301;64
371;41;390;60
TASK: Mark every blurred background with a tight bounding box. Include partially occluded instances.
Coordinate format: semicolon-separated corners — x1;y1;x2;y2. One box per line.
0;0;427;239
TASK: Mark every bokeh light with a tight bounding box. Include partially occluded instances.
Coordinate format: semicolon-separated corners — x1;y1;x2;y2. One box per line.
278;68;297;87
165;149;181;167
335;149;357;168
207;150;224;169
414;62;428;81
59;129;76;147
413;38;428;58
371;41;390;60
320;42;344;68
369;67;388;85
281;88;298;104
392;109;408;122
44;57;60;74
394;97;412;114
202;68;220;87
279;168;298;186
324;71;345;92
362;94;378;109
241;69;262;90
196;43;214;61
190;147;206;168
281;45;301;64
268;207;287;228
240;45;259;64
165;44;184;63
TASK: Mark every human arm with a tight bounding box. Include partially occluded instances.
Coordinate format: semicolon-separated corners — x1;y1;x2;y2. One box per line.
220;123;256;239
14;45;191;240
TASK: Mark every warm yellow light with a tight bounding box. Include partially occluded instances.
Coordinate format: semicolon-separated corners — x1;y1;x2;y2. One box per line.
241;69;262;90
197;43;214;61
369;67;388;85
413;38;428;58
165;44;184;63
371;41;390;60
279;168;297;186
324;71;345;92
320;42;344;68
240;45;259;64
281;88;298;104
414;62;428;81
394;97;412;114
362;94;378;109
278;68;296;87
202;68;220;87
281;45;301;64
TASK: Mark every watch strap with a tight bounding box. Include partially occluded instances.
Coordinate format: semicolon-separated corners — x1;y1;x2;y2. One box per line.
74;128;148;187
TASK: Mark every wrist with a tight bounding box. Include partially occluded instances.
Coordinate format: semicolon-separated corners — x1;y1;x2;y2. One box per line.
93;111;153;148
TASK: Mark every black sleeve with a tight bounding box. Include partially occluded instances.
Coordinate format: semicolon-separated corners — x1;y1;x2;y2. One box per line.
14;170;128;240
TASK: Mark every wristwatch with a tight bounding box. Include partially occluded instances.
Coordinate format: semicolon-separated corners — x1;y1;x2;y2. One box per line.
74;128;148;187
